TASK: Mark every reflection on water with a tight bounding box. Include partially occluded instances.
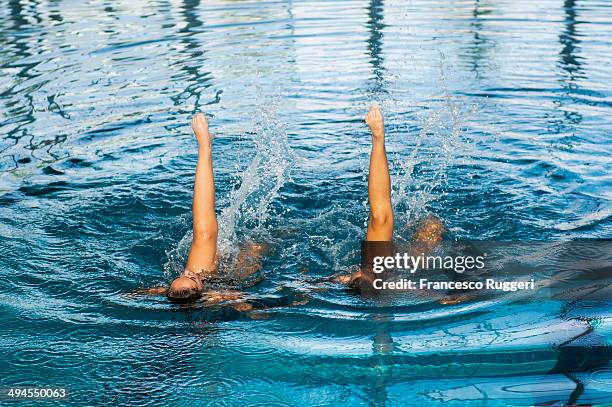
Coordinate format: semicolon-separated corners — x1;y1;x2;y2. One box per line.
1;0;611;405
366;0;386;93
559;0;583;82
460;0;496;76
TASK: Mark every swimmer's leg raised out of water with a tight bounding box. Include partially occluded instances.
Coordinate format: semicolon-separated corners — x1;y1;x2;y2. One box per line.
334;105;393;287
365;104;394;242
138;115;270;302
362;106;446;247
167;113;218;300
334;106;446;290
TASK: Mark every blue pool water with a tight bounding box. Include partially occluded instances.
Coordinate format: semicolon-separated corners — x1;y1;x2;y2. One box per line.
1;0;611;405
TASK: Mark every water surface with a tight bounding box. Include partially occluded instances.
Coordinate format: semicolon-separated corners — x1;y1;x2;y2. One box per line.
1;0;611;405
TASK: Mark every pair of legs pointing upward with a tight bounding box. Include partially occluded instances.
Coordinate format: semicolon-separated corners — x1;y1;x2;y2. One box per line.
160;105;442;302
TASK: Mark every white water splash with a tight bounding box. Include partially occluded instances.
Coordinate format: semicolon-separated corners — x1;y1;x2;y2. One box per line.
390;56;468;240
216;100;292;255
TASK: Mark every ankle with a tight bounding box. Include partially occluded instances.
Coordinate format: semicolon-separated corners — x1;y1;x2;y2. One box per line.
371;138;385;150
198;144;212;155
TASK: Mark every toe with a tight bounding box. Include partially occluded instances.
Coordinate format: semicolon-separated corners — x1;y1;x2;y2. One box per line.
192;113;208;131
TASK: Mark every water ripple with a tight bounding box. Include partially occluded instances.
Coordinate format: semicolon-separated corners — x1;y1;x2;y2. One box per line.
1;0;611;405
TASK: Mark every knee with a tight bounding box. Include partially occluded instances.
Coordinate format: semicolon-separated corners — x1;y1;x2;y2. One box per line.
369;210;393;229
193;222;217;240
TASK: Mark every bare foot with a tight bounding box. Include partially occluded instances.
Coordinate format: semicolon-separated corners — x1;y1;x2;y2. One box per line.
192;113;211;149
365;104;385;143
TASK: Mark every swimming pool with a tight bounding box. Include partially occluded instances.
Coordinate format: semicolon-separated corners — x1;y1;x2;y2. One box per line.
0;0;610;405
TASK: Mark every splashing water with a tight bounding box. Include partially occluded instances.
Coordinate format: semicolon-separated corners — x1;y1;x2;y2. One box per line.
1;0;610;405
389;58;469;240
218;100;292;250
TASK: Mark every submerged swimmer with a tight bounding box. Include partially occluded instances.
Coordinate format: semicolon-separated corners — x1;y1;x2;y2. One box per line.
334;104;446;292
144;114;268;303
